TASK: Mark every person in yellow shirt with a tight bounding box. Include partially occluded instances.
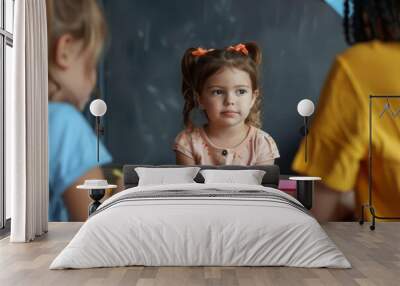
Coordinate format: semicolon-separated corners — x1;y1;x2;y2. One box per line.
292;0;400;222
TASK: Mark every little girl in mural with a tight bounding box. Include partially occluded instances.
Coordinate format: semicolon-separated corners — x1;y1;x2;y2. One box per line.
174;42;279;165
46;0;112;221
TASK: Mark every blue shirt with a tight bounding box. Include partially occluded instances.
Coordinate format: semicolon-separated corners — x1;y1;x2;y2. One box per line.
324;0;345;16
49;102;112;221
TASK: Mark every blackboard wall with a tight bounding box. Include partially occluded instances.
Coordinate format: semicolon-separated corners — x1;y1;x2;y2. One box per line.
99;0;346;173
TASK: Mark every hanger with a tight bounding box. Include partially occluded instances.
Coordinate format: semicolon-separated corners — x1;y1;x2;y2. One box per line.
379;96;396;118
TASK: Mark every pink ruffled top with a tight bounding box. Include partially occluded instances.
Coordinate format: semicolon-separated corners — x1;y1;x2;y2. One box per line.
173;126;280;165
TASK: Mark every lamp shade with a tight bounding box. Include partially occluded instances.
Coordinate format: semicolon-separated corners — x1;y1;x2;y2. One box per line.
90;99;107;117
297;99;315;117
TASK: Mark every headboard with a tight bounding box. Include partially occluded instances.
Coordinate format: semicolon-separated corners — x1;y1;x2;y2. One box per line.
123;165;280;189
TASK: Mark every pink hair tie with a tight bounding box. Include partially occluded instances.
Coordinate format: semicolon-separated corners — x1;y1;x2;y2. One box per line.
191;47;214;57
227;43;249;55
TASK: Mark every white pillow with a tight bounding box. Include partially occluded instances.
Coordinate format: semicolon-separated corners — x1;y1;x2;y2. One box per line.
135;167;201;186
200;169;266;185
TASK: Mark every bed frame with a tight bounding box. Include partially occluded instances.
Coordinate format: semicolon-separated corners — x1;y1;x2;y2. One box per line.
122;164;316;210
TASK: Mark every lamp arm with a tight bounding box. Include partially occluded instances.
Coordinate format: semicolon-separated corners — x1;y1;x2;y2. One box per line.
304;116;308;163
96;116;100;163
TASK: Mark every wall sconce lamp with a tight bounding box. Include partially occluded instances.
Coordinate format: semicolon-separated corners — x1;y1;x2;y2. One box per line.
77;99;116;216
297;99;315;163
90;99;107;163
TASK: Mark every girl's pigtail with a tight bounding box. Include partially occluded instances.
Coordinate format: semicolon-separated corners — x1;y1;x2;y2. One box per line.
246;96;262;128
243;42;262;128
244;42;262;65
181;48;198;129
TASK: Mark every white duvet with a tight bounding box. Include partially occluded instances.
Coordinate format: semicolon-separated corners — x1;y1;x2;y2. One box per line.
50;183;351;269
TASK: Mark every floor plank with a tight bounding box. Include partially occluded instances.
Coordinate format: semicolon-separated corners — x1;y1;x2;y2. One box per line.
0;222;399;286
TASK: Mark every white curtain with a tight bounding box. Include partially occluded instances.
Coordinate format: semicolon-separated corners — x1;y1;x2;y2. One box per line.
7;0;48;242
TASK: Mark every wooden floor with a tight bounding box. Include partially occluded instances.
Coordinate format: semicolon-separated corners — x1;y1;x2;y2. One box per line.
0;222;399;286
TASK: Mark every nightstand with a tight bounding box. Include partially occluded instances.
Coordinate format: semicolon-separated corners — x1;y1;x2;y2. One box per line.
77;180;117;215
289;176;321;210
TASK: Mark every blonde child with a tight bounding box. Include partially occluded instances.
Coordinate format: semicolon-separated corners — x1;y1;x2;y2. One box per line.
47;0;112;221
174;42;279;165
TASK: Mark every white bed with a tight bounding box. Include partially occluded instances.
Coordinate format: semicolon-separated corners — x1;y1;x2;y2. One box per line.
50;182;351;269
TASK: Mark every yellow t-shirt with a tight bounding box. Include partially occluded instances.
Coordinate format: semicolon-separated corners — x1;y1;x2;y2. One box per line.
292;40;400;220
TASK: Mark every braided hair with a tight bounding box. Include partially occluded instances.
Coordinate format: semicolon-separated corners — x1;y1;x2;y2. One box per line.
344;0;400;44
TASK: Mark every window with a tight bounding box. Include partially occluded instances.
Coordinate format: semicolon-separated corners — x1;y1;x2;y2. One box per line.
1;0;14;231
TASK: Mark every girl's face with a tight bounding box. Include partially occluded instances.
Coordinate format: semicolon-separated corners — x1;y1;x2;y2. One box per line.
199;67;258;128
50;35;97;110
